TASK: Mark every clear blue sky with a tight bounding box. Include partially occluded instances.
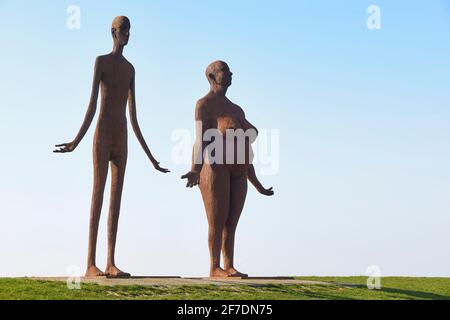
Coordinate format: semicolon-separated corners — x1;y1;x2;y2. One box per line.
0;0;449;277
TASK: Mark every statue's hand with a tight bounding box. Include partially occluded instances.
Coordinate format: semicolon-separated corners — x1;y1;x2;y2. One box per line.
152;160;170;173
258;186;274;196
54;142;77;153
181;171;200;188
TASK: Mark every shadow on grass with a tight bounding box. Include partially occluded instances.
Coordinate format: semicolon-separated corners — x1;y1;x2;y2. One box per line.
353;284;450;300
248;283;450;300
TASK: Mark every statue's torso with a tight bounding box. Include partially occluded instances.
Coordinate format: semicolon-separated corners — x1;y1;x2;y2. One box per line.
203;97;254;175
95;55;134;146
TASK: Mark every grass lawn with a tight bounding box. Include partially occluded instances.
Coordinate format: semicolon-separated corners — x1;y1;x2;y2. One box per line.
0;277;449;300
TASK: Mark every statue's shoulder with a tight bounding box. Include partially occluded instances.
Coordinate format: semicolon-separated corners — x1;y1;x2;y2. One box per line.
93;54;111;71
197;96;214;109
195;96;213;119
122;57;135;73
95;54;109;63
93;54;103;66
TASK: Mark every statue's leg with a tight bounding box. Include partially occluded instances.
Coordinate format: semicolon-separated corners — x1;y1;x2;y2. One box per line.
86;143;110;277
105;145;129;278
223;173;248;277
200;165;230;278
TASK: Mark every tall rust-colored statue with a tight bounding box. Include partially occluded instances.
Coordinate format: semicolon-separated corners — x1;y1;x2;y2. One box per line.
54;16;169;277
182;61;274;278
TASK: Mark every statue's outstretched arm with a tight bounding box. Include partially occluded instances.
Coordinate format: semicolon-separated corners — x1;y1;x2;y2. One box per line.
54;57;102;153
237;107;273;196
247;164;274;196
182;101;209;187
128;70;169;173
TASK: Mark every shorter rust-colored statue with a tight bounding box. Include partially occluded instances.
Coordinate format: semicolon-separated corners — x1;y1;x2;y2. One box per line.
182;61;274;278
54;16;169;278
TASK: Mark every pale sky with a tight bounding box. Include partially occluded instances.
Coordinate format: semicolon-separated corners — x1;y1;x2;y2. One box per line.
0;0;449;277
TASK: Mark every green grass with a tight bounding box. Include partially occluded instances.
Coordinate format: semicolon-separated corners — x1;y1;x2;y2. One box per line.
0;277;449;300
296;277;450;300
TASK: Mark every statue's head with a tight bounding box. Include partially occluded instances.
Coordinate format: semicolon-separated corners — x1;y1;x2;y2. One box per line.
111;16;131;46
206;61;233;88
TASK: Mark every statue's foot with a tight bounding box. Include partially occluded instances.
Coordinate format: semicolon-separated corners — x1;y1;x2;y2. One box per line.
210;267;229;278
105;265;131;278
85;266;107;277
225;268;248;278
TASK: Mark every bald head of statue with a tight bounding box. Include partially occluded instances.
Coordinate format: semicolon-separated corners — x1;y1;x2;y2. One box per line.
111;16;131;46
206;60;233;88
